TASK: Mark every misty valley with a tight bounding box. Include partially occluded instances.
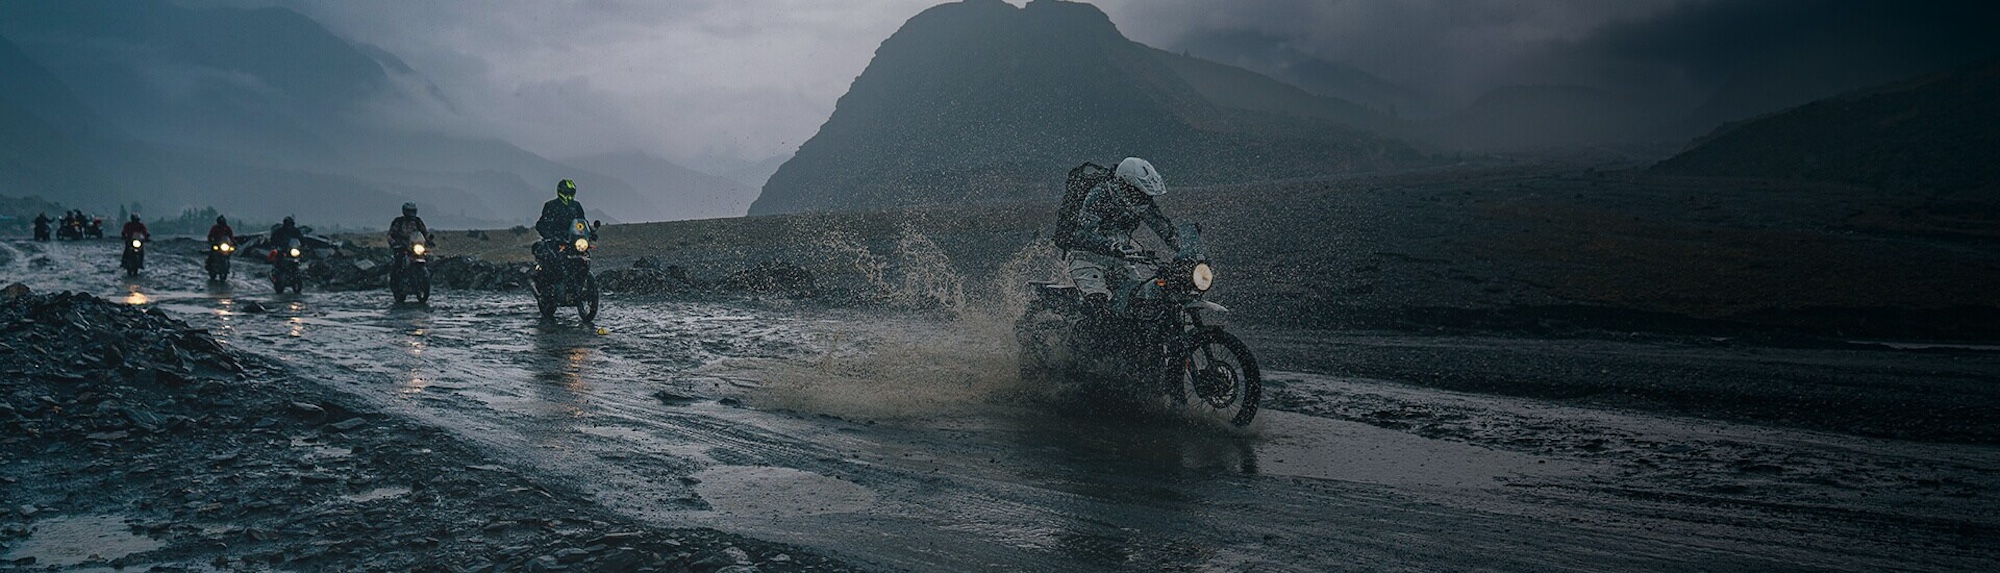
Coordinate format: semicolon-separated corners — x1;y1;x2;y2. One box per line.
3;1;1998;572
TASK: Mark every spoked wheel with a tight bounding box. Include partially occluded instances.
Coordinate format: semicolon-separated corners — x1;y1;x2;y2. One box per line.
415;270;431;304
1173;329;1262;427
392;275;407;304
577;276;600;323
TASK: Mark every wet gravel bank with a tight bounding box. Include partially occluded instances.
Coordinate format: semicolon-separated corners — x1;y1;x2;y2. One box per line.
0;286;862;572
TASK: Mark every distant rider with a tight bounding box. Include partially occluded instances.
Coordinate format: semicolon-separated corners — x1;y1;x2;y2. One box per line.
32;212;52;241
388;202;434;271
269;215;306;256
120;214;150;243
1062;157;1179;318
207;215;235;245
533;179;588;270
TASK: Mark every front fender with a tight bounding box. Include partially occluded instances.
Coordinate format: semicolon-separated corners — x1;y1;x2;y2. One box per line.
1183;299;1229;328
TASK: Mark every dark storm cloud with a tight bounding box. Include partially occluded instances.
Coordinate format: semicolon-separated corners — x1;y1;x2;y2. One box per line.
1104;0;2000;111
1565;0;2000;87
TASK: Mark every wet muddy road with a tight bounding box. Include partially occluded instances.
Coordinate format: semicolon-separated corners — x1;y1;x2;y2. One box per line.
6;239;1998;572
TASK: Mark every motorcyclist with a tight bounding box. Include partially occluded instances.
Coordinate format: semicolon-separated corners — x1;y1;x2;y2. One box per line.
207;215;235;245
120;214;150;243
388;202;434;271
1063;157;1179;319
533;179;588;270
32;213;51;241
269;215;306;255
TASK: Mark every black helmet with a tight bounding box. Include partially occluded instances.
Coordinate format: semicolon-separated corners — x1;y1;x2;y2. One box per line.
557;179;577;200
283;216;296;226
216;215;227;225
130;214;141;222
402;202;418;216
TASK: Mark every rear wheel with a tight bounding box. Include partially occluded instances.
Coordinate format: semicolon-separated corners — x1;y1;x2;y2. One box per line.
1173;329;1261;427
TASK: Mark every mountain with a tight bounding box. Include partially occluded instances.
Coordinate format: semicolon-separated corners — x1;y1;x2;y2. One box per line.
0;36;121;204
1427;85;1659;151
749;0;1420;216
0;0;682;227
1172;30;1437;119
564;152;756;220
1148;47;1401;136
1652;59;2000;192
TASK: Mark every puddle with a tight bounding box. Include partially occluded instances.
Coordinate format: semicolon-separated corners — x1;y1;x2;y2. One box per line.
694;465;876;518
3;514;164;567
343;486;412;503
1252;411;1573;488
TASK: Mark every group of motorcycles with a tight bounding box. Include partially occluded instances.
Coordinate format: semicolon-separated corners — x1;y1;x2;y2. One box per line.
67;201;1255;425
107;218;600;322
31;217;102;242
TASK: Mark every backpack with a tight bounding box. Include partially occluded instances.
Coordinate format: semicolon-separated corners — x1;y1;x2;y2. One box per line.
1052;162;1115;250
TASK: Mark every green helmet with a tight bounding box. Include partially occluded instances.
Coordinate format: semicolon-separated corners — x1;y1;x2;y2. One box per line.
557;179;577;200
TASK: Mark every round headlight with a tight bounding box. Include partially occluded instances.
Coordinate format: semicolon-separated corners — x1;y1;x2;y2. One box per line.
220;243;234;253
412;243;427;255
1191;263;1214;291
131;240;142;248
573;238;590;252
289;247;302;257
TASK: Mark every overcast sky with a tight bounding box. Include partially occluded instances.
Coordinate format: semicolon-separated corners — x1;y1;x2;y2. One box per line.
225;0;1994;171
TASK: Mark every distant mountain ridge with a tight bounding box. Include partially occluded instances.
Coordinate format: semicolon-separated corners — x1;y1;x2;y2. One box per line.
0;0;722;227
1652;58;2000;193
749;0;1420;215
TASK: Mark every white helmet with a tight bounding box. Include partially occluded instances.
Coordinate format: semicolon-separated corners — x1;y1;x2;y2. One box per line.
1116;157;1165;196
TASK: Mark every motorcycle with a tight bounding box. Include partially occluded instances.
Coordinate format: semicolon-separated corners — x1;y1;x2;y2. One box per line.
207;239;236;282
531;218;600;322
120;237;146;277
32;220;50;242
85;218;104;239
57;220;83;241
1015;222;1262;427
390;240;432;304
270;238;306;294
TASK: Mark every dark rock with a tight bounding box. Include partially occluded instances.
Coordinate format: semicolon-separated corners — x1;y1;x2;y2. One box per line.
240;301;267;313
653;391;700;405
631;256;660;269
328;417;368;432
2;283;29;298
597;548;650;573
722;261;816;296
554;547;591;564
290;402;327;418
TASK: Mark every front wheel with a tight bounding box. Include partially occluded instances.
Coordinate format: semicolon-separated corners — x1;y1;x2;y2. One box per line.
415;267;431;303
577;275;600;323
1174;329;1262;427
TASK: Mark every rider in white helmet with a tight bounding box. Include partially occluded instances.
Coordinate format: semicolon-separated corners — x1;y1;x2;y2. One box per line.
1065;157;1180;318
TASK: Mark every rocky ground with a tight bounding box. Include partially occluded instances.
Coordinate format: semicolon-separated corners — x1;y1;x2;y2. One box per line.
0;286;860;572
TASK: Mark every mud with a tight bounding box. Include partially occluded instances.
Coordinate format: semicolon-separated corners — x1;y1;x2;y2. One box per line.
4;236;1998;572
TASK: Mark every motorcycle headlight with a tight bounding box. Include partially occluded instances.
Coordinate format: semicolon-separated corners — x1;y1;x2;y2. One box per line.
131;240;142;249
219;243;234;253
289;247;302;258
1190;263;1214;291
573;238;590;252
412;243;427;255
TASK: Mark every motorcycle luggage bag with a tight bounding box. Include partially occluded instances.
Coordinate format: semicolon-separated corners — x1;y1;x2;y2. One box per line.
1052;162;1114;250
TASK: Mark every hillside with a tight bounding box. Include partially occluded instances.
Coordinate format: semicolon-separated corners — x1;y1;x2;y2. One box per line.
749;0;1419;215
1653;59;2000;193
0;0;695;226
